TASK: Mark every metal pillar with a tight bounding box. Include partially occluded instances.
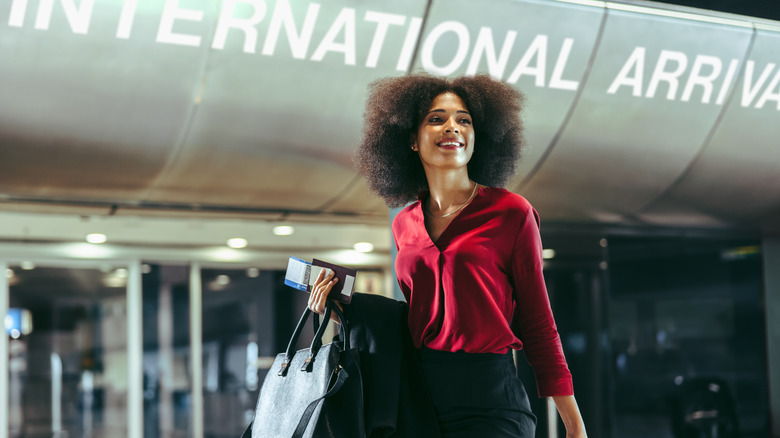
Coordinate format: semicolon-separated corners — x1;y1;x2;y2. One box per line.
190;263;204;438
127;260;143;438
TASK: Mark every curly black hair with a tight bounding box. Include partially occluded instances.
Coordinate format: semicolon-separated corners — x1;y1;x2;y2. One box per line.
354;74;525;208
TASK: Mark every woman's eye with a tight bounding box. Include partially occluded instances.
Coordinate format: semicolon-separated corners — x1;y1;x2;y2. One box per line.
460;118;472;125
428;116;442;123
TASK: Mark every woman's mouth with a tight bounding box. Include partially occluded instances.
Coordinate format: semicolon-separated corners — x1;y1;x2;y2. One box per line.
437;140;463;150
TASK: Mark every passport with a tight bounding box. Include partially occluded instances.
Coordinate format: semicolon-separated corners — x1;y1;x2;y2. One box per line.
283;256;357;304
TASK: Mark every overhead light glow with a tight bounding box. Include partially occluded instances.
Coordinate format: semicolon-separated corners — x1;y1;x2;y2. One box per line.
86;233;107;244
114;268;129;278
273;225;295;236
5;268;14;279
353;242;375;253
227;238;248;249
210;247;246;262
103;275;127;288
333;250;368;265
62;242;113;259
542;249;556;260
247;268;260;278
20;261;35;270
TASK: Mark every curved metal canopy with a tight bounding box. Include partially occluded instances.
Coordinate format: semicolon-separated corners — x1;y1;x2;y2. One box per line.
1;0;779;234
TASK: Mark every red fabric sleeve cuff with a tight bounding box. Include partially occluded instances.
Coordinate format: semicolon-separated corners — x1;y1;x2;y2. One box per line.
536;376;574;398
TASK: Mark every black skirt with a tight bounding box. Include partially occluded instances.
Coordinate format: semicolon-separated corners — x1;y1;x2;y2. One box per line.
419;348;537;438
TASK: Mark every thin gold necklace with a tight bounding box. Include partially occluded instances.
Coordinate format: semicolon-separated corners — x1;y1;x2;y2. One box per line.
425;182;478;218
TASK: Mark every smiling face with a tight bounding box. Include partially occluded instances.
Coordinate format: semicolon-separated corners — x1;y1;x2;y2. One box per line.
413;92;475;172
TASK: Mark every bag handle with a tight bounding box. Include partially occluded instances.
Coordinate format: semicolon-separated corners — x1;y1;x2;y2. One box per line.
307;304;334;356
312;302;350;350
279;300;350;376
302;302;353;371
277;307;318;376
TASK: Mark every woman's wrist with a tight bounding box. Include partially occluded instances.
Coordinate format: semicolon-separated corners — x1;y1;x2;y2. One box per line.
552;395;587;437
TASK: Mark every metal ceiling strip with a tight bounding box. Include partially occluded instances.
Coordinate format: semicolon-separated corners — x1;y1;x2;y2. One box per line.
605;2;753;28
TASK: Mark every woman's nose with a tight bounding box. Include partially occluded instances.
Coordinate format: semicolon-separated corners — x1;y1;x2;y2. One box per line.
444;119;459;133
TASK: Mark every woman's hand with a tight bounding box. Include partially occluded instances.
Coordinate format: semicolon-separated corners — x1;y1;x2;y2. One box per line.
307;269;342;322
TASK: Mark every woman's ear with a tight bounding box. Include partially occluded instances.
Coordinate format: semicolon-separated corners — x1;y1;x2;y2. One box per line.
410;133;418;151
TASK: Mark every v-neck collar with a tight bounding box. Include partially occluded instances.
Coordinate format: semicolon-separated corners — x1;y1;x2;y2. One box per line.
416;186;487;249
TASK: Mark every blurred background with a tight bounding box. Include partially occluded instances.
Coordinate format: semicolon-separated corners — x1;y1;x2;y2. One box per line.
1;0;779;437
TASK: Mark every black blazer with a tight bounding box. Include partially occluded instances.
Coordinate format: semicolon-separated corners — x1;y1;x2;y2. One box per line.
343;293;440;438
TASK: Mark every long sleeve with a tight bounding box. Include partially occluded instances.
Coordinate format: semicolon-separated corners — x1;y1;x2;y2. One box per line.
510;206;573;397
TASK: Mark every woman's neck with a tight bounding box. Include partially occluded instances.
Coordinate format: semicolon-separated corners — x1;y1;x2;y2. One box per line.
424;169;475;212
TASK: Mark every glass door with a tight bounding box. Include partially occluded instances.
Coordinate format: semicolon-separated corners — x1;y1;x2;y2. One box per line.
6;262;130;438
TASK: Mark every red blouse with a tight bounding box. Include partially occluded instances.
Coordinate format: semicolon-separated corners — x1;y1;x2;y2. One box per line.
392;187;573;397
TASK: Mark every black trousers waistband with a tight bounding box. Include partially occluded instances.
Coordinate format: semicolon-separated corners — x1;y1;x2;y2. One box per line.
419;347;514;362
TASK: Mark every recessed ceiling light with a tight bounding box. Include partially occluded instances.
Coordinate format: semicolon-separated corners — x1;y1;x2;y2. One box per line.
273;225;294;236
20;261;35;270
247;268;260;278
86;233;107;244
227;238;248;249
542;249;556;260
353;242;375;253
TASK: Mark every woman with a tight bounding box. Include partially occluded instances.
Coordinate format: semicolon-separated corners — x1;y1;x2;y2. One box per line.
309;74;587;438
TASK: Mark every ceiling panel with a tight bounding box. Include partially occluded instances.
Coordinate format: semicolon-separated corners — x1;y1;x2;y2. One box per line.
0;0;203;199
519;8;754;223
639;29;780;229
